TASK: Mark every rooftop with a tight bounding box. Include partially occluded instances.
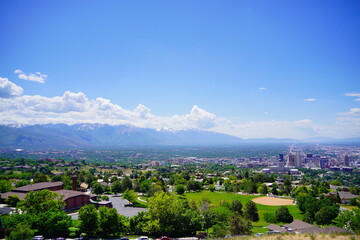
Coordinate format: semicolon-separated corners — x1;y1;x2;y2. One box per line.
12;181;63;193
283;220;317;230
55;189;90;200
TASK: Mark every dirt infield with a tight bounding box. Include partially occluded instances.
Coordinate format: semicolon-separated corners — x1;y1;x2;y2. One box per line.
252;196;294;206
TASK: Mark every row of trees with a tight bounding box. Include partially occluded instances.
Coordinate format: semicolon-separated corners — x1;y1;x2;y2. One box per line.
79;204;128;236
2;189;263;239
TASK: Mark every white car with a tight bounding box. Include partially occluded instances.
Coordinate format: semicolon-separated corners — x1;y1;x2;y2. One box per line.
138;236;149;240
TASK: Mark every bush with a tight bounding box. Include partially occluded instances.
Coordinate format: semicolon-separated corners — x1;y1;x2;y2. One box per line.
8;223;34;240
100;195;109;201
264;212;277;223
275;206;293;223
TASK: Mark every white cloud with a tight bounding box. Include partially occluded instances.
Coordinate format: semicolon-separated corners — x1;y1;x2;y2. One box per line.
14;69;47;83
259;87;266;90
304;98;318;102
345;92;360;101
338;108;360;116
0;76;359;139
0;77;24;98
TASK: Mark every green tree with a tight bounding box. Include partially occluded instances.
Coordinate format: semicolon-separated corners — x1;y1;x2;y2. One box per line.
244;201;259;222
315;206;339;226
6;195;20;207
271;184;278;195
330;180;342;186
228;213;252;235
18;190;64;214
79;204;99;235
8;223;34;240
144;192;190;235
122;189;137;205
186;180;202;192
101;195;109;201
61;175;72;190
112;180;122;195
349;198;358;206
7;190;71;238
0;180;13;193
258;184;268;195
275;206;293;223
33;210;72;238
91;182;104;195
14;180;31;188
121;177;133;191
335;209;360;234
130;211;147;235
33;173;50;183
175;184;186;195
208;185;215;192
230;200;243;215
99;207;121;236
264;212;277;223
303;211;314;224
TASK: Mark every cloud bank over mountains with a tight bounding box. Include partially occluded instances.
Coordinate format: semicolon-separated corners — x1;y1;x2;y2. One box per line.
0;75;359;139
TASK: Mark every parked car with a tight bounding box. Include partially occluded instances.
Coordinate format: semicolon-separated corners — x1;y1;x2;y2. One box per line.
158;236;171;240
33;236;44;240
137;236;149;240
55;238;65;240
120;237;129;240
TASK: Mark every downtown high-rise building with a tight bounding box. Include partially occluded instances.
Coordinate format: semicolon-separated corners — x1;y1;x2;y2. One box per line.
344;155;350;167
294;152;302;168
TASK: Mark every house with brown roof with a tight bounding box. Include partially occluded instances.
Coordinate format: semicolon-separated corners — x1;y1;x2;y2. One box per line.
283;220;315;231
11;181;64;193
267;220;349;235
325;191;359;204
56;190;93;211
266;224;287;235
1;181;96;211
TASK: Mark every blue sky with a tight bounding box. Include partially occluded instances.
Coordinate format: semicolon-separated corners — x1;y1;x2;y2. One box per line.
0;0;359;139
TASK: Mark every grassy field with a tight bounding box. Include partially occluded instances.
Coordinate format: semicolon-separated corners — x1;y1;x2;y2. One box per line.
184;191;303;234
184;191;260;204
341;205;358;211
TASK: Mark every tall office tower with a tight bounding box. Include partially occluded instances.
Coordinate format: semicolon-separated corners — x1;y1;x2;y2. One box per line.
287;153;295;167
295;152;302;168
279;154;284;162
320;157;329;169
344;155;350;167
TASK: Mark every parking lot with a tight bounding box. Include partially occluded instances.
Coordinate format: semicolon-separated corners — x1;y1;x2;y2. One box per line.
69;195;147;220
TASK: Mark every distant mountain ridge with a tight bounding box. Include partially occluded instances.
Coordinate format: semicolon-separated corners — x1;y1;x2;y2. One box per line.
0;123;243;148
0;123;359;148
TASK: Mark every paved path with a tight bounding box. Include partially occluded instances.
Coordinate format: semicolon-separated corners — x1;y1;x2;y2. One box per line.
138;196;147;202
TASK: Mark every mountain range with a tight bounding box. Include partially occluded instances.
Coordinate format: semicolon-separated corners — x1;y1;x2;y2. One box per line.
0;123;359;148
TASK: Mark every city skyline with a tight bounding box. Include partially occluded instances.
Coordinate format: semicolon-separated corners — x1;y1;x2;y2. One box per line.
0;1;359;139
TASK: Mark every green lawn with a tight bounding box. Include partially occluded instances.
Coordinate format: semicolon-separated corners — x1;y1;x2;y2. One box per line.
184;191;304;234
184;190;260;205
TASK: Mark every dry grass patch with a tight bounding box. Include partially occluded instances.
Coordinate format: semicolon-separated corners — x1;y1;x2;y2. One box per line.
222;234;359;240
252;197;294;206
